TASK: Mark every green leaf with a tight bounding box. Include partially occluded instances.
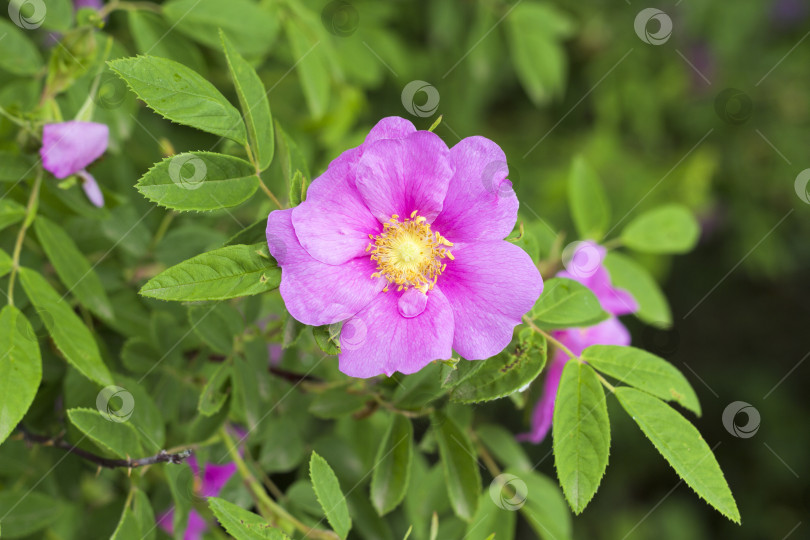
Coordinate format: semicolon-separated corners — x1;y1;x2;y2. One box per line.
505;3;573;105
140;243;280;302
313;324;341;355
163;0;279;57
568;156;610;240
116;375;166;450
445;329;547;403
34;216;113;319
108;55;246;144
308;387;368;419
0;491;63;538
288;170;309;207
188;303;243;354
67;408;144;459
221;30;274;172
19;268;112;386
127;11;206;74
275;121;311;185
0;306;41;446
530;278;608;328
224;218;268;247
552;361;610;514
582;345;701;415
615;387;740;523
0;151;33;182
0;248;11;278
370;415;414;516
284;16;330;118
0;20;43;76
621;204;700;254
110;506;139;540
475;423;532;473
309;452;352;539
198;361;231;416
508;468;572;540
431;411;481;521
231;355;261;431
464;491;517;540
132;488;156;540
208;497;289;539
136;152;258;211
0;199;26;231
603;251;672;327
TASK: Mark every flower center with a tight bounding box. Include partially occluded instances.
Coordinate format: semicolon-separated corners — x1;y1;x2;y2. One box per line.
368;211;454;293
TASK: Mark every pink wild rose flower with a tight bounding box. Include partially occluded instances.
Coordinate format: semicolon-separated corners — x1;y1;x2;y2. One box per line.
40;121;109;207
266;116;543;378
520;242;637;444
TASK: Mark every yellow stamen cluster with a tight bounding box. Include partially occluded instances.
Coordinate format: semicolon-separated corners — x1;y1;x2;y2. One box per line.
367;210;454;293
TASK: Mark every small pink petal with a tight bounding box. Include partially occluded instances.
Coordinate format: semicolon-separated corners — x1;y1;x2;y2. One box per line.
41;121;108;179
77;170;104;207
398;288;428;318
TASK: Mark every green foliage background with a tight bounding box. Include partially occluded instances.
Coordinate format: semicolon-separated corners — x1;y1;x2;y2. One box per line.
0;0;808;539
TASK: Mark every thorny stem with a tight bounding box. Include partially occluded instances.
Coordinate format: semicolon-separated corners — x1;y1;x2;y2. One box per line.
18;425;193;469
523;316;615;393
8;169;43;307
218;427;337;540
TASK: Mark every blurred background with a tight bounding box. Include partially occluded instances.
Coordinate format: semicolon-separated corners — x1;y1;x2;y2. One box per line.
2;0;809;538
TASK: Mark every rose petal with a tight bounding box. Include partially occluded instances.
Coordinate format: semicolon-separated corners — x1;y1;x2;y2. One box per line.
77;169;104;207
200;462;237;497
431;136;518;243
355;130;453;223
291;147;381;265
267;208;384;326
41;121;108;179
440;240;543;360
338;287;454;378
364;116;416;145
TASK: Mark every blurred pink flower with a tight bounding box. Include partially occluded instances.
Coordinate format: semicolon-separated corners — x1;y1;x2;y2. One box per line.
157;456;237;540
266;116;542;378
40;121;108;207
520;244;636;444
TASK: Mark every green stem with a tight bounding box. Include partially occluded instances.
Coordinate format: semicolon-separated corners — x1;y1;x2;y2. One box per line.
97;0;162;18
218;427;336;540
244;144;283;209
523;316;616;393
8;169;43;306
